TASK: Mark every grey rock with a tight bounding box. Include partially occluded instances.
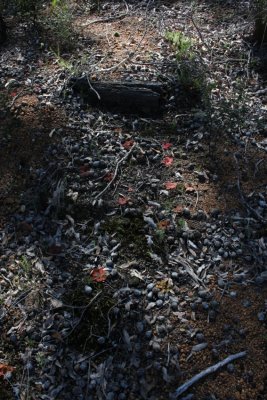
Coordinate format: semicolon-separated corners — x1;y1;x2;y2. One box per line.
145;330;153;339
230;291;237;298
196;333;205;342
147;283;154;291
209;310;217;321
156;299;163;307
183;208;191;218
258;312;265;321
217;278;225;288
242;299;252;308
171;271;178;279
136;322;144;333
84;285;93;295
152;342;161;351
157;292;165;300
106;259;113;268
227;363;235;373
147;292;153;300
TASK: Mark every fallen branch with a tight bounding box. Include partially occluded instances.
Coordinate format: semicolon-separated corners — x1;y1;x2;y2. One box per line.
173;351;247;398
82;12;128;26
94;143;136;200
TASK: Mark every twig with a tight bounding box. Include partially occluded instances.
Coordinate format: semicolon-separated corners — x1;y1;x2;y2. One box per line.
173;351;247;398
82;12;128;25
94;143;136;200
194;190;199;210
86;75;101;100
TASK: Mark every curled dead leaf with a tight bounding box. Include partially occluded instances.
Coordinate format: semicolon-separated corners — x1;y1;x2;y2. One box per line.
123;139;134;150
157;219;170;230
118;196;130;206
162;142;172;150
162;156;174;167
164;181;177;190
0;364;15;377
90;267;107;282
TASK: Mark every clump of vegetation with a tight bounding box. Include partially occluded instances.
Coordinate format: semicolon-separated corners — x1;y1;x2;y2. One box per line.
64;283;115;352
165;31;194;61
165;30;211;107
0;0;75;52
41;0;75;52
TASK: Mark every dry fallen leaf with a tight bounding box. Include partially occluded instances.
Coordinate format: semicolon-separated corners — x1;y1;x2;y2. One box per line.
172;205;183;213
0;363;15;377
123;139;134;150
103;172;114;182
162;156;174;167
185;184;196;193
90;267;107;282
157;219;170;230
117;196;130;205
164;181;177;190
162;142;172;150
79;165;91;177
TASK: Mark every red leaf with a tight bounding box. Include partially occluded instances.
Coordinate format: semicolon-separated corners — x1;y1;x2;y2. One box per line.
185;184;195;193
164;181;177;190
79;165;91;177
118;196;130;205
0;364;15;378
162;142;172;150
122;139;134;150
162;156;174;167
90;267;107;282
157;219;170;230
103;172;114;182
172;205;183;213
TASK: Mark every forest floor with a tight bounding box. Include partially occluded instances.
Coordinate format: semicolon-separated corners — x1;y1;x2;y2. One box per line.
0;1;266;400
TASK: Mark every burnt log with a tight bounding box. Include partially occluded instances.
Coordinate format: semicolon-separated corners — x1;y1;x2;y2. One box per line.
71;78;166;116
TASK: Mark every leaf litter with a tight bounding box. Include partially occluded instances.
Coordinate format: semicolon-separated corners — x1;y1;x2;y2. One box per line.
0;1;266;400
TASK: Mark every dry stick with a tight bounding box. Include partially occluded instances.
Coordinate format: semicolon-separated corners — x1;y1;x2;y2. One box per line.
83;12;128;25
173;351;247;398
94;143;136;200
86;75;101;100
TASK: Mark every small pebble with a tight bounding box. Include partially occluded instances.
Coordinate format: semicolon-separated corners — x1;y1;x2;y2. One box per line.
258;312;265;321
84;285;93;295
152;342;161;351
156;299;163;307
145;330;153;339
196;333;205;342
230;291;237;298
242;299;252;308
227;363;235;373
183;208;191;218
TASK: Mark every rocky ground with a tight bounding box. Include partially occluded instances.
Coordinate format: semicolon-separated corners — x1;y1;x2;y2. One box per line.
0;1;267;399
